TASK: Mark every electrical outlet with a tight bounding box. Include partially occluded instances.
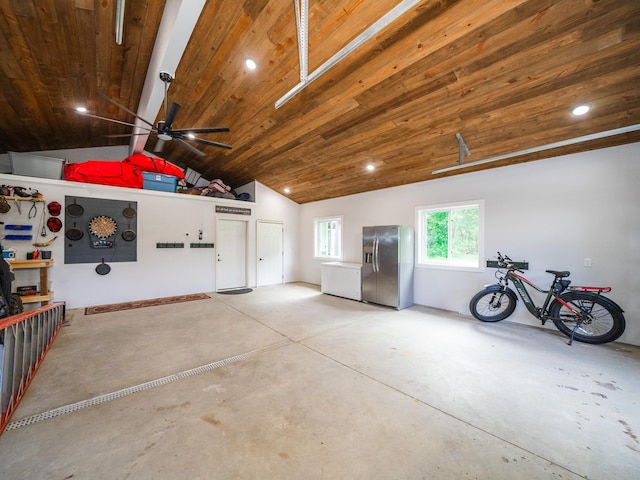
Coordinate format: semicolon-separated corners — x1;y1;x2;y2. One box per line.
584;258;592;267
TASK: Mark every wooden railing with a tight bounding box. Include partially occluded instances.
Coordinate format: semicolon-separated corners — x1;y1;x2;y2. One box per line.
0;302;66;434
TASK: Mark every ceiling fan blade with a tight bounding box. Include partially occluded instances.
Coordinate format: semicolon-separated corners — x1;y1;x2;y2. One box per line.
76;110;156;131
154;139;166;153
175;138;205;156
171;127;230;134
189;136;233;150
99;93;156;128
164;102;181;130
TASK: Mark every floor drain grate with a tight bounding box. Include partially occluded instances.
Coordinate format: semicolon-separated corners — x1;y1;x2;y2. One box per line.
5;343;287;431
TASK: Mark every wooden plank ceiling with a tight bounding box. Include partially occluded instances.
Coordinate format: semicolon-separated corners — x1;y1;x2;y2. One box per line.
0;0;639;204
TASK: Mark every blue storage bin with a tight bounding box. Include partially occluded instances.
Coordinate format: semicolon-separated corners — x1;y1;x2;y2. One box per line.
142;172;178;192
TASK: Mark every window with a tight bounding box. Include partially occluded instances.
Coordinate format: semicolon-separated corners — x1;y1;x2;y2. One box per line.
416;200;484;270
314;216;342;259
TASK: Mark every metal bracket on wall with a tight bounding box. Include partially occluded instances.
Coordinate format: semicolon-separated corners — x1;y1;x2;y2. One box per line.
486;260;529;270
189;243;214;248
156;242;184;249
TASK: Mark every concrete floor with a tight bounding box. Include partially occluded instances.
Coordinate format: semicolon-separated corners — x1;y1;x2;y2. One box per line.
0;282;639;479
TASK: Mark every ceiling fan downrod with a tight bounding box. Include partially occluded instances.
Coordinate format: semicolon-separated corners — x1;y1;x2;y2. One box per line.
158;72;174;141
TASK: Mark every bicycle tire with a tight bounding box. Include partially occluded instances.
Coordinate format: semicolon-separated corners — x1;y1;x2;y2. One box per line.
549;291;625;344
9;293;23;315
469;286;517;322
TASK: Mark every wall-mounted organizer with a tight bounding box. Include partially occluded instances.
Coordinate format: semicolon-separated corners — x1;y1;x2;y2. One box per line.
156;243;184;248
5;225;33;230
64;196;137;264
3;235;33;240
189;243;214;248
486;260;529;270
3;224;33;241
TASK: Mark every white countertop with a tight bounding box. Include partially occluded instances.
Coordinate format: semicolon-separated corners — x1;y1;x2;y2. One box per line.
322;262;362;269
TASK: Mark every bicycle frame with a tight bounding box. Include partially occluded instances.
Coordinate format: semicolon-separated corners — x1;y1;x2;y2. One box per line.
502;270;580;322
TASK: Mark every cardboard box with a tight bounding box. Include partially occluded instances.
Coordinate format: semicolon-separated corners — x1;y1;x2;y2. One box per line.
17;285;37;296
184;167;202;186
142;172;178;192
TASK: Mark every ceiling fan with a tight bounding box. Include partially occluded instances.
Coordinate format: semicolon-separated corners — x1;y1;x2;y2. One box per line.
77;71;232;156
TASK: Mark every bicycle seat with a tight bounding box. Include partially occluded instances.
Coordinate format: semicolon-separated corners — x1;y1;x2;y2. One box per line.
546;269;570;278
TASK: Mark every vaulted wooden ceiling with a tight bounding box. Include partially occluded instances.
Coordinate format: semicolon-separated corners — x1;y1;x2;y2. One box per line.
1;0;639;203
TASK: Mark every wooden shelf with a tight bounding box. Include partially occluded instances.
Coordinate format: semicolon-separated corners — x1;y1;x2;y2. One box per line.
7;258;54;269
0;196;44;202
19;292;54;303
7;258;53;305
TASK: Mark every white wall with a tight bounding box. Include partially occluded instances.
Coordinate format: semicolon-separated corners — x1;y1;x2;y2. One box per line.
0;172;299;309
299;143;640;346
3;142;637;345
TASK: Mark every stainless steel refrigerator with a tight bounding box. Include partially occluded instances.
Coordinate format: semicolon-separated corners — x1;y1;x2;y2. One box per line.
362;225;414;309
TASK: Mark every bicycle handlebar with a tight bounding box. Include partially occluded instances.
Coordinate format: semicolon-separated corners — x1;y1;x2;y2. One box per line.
495;251;524;273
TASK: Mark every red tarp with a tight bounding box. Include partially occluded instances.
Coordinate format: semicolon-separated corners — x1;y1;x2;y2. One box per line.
63;154;184;188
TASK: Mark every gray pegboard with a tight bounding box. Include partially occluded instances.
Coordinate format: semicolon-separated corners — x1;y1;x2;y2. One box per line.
64;196;137;264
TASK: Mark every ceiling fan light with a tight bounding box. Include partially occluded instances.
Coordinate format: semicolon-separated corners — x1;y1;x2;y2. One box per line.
158;133;172;141
572;104;590;116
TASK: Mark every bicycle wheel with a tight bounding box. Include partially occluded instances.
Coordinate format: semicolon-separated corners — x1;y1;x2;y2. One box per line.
10;293;23;315
469;286;517;322
549;291;625;344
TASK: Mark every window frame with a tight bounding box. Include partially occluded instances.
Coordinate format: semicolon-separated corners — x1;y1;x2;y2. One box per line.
415;200;484;272
313;215;343;260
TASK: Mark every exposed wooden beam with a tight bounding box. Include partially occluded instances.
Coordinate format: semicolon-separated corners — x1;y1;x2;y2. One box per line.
130;0;206;155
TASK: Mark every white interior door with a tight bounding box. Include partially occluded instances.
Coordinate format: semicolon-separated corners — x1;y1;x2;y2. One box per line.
257;221;284;287
216;219;247;290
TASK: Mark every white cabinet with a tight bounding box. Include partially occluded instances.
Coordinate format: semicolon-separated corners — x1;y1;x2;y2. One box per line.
321;262;362;301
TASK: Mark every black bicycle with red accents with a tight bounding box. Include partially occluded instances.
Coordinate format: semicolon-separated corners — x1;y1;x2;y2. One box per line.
469;252;625;345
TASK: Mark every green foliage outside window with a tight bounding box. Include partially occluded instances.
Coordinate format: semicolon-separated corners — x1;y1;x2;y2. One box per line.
314;217;342;258
426;211;449;260
423;206;479;266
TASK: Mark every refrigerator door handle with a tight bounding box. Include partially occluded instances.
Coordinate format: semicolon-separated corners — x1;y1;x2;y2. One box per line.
373;237;379;272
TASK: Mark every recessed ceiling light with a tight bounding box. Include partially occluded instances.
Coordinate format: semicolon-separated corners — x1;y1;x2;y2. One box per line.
245;58;257;70
284;187;290;194
572;105;590;116
366;164;375;171
187;133;195;139
76;106;87;113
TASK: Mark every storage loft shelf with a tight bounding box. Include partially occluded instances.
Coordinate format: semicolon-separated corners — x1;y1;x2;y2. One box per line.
0;196;44;202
